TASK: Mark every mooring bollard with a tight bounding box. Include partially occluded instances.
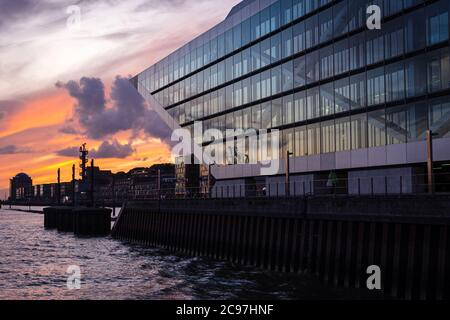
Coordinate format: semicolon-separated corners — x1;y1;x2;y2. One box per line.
73;207;111;236
43;207;58;229
56;207;74;232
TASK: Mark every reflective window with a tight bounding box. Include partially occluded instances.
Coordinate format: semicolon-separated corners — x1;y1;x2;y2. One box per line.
262;101;272;128
321;119;335;154
251;104;261;130
368;109;386;147
242;18;252;47
282;61;294;92
349;33;365;71
251;12;261;41
384;18;405;60
305;15;319;49
336;116;351;152
307;87;320;120
334;38;349;76
270;2;281;32
260;7;271;37
261;70;271;99
320;82;334;117
271;65;282;95
386;62;405;103
242;77;251;105
407;102;428;142
427;1;449;45
335;78;350;113
295;126;308;157
319;7;333;44
348;0;366;32
281;0;293;25
351;113;367;150
306;51;319;84
307;123;321;155
333;1;348;36
427;48;450;93
366;29;384;65
251;73;261;101
234;52;243;79
233;24;242;51
293;0;306;20
293;56;306;88
367;67;385;106
251;43;261;71
294;91;307;123
272;98;282;128
233;81;242;108
283;94;294;125
405;55;427;98
270;33;282;63
242;48;251;75
282;28;293;59
282;128;295;156
225;29;233;55
293;21;305;54
386;106;407;145
261;38;271;67
405;9;427;53
320;45;334;80
350;73;366;110
429;97;450;138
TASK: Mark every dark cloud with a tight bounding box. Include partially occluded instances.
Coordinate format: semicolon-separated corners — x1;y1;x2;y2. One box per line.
0;144;31;154
0;0;36;25
56;146;79;158
57;75;172;145
0;99;23;116
59;125;80;135
57;140;134;159
90;140;134;159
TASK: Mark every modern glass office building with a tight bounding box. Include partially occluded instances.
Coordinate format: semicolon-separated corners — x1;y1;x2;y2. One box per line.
132;0;450;196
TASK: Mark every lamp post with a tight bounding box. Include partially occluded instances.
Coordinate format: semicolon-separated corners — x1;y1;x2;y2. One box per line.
426;130;438;194
285;150;294;197
72;164;76;207
57;168;61;205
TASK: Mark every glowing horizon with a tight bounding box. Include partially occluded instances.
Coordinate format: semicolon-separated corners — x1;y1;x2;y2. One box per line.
0;0;240;197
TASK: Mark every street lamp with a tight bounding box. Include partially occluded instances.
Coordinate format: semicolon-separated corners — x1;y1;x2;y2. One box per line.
426;130;439;194
285;150;294;197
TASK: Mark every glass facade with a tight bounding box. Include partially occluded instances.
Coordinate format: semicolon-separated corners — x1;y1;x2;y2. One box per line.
136;0;450;165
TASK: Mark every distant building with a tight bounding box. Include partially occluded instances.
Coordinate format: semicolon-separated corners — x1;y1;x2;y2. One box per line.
129;164;176;200
175;155;200;198
84;166;113;201
9;173;33;201
112;172;130;202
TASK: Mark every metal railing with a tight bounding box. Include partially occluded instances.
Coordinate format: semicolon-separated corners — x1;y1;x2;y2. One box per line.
127;172;450;201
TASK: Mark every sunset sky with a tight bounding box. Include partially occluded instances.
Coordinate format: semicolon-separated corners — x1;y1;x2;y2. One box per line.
0;0;240;198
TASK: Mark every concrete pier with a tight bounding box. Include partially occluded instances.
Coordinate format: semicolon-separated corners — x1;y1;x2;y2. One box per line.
44;206;111;236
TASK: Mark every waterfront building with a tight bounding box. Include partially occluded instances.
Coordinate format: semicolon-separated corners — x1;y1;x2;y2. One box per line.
132;0;450;196
9;173;33;201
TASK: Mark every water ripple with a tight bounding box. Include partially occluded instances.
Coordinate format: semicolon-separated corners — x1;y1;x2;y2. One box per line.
0;209;377;300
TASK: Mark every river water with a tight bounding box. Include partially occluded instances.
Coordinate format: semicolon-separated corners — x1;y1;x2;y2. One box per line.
0;209;377;300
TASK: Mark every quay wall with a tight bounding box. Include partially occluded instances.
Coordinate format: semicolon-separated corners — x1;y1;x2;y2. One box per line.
112;196;450;300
